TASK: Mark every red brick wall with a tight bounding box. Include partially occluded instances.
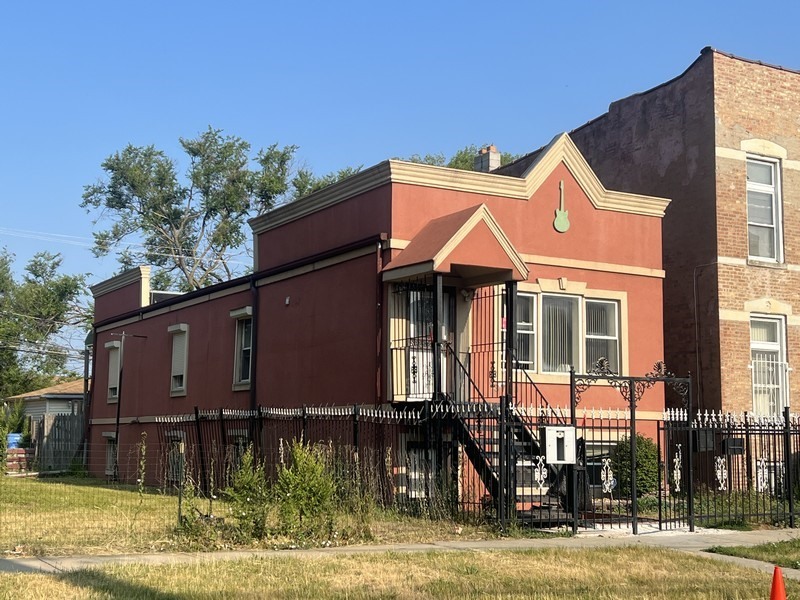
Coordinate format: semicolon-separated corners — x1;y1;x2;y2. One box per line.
571;51;719;409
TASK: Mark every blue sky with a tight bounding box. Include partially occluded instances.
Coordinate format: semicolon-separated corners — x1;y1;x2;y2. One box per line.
1;0;799;285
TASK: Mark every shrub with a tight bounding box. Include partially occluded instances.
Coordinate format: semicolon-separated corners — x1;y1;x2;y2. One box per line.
274;440;336;536
612;434;659;497
223;446;270;539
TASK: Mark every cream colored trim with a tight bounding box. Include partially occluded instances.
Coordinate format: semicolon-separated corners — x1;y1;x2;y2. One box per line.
716;147;746;162
520;134;670;216
92;416;165;425
96;283;250;332
250;161;393;234
718;256;746;266
101;431;117;438
717;143;800;170
104;341;120;350
229;306;253;319
256;245;375;287
383;238;411;251
741;139;788;159
719;309;750;323
382;262;435;282
744;298;793;316
90;266;151;299
430;204;528;280
167;323;188;333
536;278;587;295
521;254;664;279
720;308;800;326
251;134;670;235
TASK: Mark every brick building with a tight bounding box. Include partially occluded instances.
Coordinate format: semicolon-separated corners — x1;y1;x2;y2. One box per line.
562;47;800;415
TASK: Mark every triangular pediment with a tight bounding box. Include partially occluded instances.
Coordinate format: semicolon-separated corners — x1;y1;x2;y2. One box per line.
383;204;528;282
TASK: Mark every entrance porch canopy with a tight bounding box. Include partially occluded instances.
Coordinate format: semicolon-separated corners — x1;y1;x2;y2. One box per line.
382;204;528;286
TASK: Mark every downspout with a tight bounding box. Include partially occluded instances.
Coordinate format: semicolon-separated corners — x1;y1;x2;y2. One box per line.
249;277;259;412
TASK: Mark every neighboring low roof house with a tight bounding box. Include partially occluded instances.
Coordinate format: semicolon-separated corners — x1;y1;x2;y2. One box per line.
6;379;86;420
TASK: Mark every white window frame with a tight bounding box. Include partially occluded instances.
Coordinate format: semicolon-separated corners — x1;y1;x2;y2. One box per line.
585;299;620;374
746;156;783;263
503;292;621;376
103;432;117;477
105;341;121;403
168;323;189;397
501;292;537;372
541;294;581;374
230;307;253;390
750;315;789;416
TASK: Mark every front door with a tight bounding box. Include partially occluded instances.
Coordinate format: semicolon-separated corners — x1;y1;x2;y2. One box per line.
390;282;455;402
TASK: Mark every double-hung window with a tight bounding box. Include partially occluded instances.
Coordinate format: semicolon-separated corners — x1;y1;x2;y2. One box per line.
168;323;189;396
515;293;536;370
105;341;121;402
541;295;580;373
230;307;253;389
585;300;620;373
506;292;621;375
747;158;782;262
750;316;788;416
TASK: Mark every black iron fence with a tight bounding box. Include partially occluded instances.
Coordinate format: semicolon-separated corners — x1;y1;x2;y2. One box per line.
9;400;800;553
661;406;799;529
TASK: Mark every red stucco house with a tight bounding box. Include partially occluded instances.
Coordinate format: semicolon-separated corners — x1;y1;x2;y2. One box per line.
87;133;670;481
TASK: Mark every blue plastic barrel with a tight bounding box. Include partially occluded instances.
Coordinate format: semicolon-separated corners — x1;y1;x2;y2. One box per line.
6;433;22;449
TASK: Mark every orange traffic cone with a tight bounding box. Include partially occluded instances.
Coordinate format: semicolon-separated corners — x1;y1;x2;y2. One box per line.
771;565;786;600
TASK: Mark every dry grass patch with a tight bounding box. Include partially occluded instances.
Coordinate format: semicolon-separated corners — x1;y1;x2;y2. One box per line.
0;476;176;555
1;546;797;599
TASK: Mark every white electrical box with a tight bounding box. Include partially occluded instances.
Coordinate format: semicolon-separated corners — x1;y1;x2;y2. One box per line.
540;426;577;465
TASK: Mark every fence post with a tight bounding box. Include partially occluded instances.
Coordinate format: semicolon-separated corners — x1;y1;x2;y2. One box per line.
177;440;185;527
570;367;578;535
784;406;795;528
657;420;664;530
353;404;360;449
194;406;209;495
302;405;308;442
498;393;507;530
687;376;695;533
629;377;638;535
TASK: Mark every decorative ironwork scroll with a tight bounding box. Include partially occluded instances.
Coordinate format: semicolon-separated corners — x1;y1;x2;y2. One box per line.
715;456;728;492
533;456;548;490
573;359;690;407
756;458;768;493
601;457;616;494
672;444;682;494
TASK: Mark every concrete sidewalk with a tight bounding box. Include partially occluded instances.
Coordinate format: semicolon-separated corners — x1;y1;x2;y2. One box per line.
2;526;800;577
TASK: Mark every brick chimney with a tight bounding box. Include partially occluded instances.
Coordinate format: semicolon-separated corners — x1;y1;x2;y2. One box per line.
473;145;501;172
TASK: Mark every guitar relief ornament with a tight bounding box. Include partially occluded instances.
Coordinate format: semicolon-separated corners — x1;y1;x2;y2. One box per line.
553;179;570;233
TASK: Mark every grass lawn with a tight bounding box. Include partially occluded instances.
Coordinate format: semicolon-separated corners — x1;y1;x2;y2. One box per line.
0;475;178;555
0;475;522;556
1;546;795;599
710;537;800;570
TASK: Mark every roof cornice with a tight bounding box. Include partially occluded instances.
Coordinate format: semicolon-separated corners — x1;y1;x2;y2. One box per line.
90;266;151;298
249;134;670;235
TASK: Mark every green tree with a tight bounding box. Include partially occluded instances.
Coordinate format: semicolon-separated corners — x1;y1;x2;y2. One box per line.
0;250;87;399
82;128;300;291
290;165;362;200
82;127;360;291
401;144;518;171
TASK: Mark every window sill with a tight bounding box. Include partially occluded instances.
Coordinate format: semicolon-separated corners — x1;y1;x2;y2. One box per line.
170;389;187;398
747;258;786;270
107;398;118;404
232;382;251;392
